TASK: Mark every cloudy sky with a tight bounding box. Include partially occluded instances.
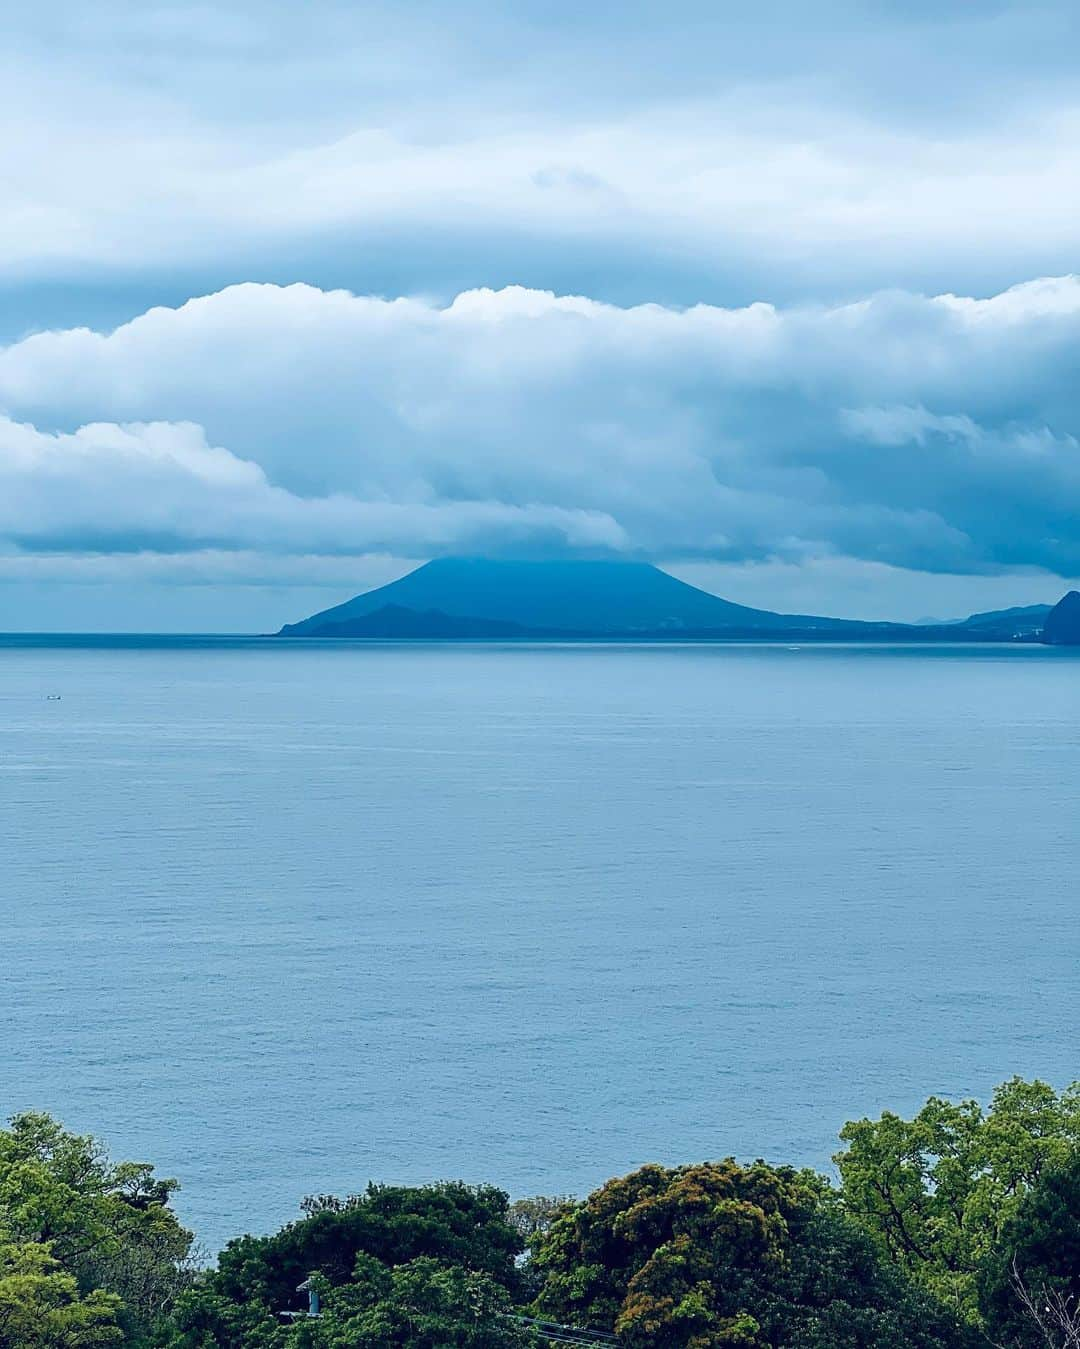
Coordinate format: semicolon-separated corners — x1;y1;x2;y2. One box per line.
5;0;1080;629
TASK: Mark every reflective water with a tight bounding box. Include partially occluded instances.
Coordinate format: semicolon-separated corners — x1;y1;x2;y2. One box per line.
1;639;1076;1249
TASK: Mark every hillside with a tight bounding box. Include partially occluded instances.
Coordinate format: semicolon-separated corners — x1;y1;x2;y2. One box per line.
1042;590;1080;644
959;603;1052;634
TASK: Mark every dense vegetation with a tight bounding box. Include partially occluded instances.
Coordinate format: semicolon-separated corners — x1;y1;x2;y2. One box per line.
1;1079;1075;1348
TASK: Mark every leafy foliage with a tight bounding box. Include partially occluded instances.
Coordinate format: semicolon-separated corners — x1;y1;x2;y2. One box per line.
529;1160;966;1348
312;1255;533;1348
978;1151;1080;1347
163;1182;530;1349
165;1258;536;1349
835;1078;1080;1325
0;1233;123;1348
0;1112;194;1343
156;1280;282;1349
507;1195;577;1302
212;1181;523;1313
7;1083;1076;1349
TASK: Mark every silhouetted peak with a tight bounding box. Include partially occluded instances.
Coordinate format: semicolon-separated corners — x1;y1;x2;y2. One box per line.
278;557;818;636
1042;590;1080;645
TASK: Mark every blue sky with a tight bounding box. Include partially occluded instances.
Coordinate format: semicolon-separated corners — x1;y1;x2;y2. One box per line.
4;0;1080;629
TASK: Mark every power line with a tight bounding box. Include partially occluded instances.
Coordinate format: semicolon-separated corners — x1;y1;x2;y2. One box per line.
501;1312;620;1346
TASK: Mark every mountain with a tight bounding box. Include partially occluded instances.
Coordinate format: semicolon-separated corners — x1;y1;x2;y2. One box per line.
290;604;531;639
1041;591;1080;645
958;603;1052;635
276;557;1064;642
277;558;865;637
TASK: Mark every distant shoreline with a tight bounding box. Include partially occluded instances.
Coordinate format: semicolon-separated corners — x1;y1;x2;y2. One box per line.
0;631;1072;648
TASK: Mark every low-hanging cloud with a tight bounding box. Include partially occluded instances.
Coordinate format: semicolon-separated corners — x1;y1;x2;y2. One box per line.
3;276;1080;578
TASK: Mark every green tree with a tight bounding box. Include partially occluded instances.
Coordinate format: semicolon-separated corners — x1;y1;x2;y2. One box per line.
314;1255;534;1348
158;1281;283;1349
0;1231;123;1348
530;1160;966;1349
835;1078;1080;1325
164;1250;534;1349
162;1182;528;1349
0;1112;195;1341
978;1152;1080;1348
211;1182;523;1314
531;1160;812;1342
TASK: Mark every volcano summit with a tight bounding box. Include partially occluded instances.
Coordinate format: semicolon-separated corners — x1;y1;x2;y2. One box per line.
278;558;891;639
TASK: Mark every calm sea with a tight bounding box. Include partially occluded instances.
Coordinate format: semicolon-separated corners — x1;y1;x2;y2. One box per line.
1;638;1077;1251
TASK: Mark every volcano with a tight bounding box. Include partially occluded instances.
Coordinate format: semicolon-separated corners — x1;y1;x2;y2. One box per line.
277;558;862;637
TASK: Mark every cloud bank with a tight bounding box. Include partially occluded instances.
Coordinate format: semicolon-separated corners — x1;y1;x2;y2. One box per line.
2;277;1080;589
7;1;1080;323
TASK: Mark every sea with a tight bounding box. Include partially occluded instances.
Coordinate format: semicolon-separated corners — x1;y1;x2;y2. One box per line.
1;637;1077;1252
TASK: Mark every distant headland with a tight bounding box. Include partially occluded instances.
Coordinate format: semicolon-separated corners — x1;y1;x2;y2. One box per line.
277;558;1077;643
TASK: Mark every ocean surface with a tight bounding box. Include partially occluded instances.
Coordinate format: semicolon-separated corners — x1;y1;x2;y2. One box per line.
1;638;1077;1252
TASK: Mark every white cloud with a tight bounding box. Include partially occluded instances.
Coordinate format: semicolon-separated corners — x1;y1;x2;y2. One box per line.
7;103;1080;294
7;3;1080;628
2;278;1080;584
5;3;1080;301
0;414;624;557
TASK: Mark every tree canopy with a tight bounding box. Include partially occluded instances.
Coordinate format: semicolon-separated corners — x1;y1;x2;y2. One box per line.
529;1159;968;1349
211;1181;523;1315
0;1112;193;1345
977;1151;1080;1348
3;1082;1075;1349
835;1077;1080;1326
162;1181;530;1349
0;1234;123;1349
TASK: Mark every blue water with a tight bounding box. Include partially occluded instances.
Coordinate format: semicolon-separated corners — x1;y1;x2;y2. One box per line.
1;639;1077;1251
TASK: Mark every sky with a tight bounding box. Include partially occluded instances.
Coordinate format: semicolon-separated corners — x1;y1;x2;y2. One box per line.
5;0;1080;629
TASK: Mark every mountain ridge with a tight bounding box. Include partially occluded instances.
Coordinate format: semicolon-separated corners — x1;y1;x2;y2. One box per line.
956;602;1052;633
